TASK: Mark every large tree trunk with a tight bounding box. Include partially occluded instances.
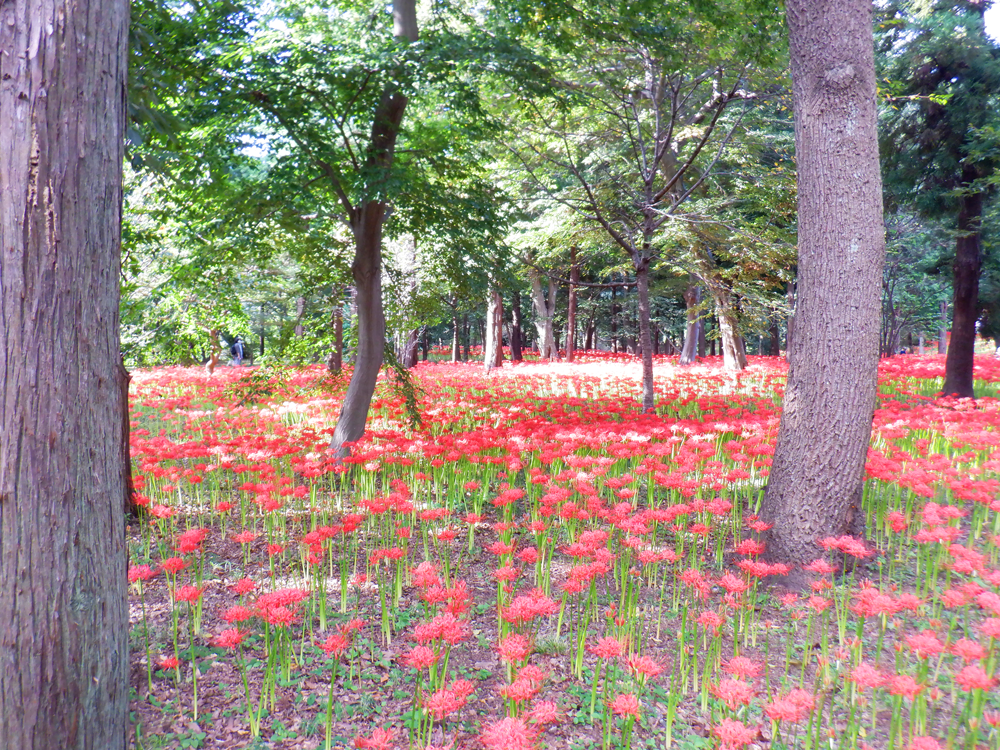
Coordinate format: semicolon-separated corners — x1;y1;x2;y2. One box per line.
760;0;885;588
0;1;129;747
635;259;656;412
330;0;417;454
566;246;579;362
484;289;504;371
679;283;701;365
942;178;983;398
769;320;781;356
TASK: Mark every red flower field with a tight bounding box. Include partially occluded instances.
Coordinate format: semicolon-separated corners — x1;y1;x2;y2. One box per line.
127;353;1000;749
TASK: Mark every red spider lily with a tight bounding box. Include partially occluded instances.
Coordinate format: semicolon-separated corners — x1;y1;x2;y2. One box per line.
588;635;627;660
905;630;947;659
173;585;204;603
764;688;816;723
497;634;533;664
128;565;158;583
353;727;396;749
480;716;538;750
888;674;925;700
950;638;987;663
714;718;759;749
608;692;641;719
724;656;763;679
954;664;997;691
403;645;438;670
712;678;756;710
213;628;245;649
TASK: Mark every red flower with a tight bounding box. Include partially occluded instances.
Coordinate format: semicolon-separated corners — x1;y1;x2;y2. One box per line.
588;635;627;660
213;628;245;649
173;585;204;603
480;717;537;750
353;727;396;749
714;718;759;749
608;692;641;719
954;664;996;692
712;678;756;710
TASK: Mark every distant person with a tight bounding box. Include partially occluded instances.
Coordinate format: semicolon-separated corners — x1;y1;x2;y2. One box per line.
230;336;244;366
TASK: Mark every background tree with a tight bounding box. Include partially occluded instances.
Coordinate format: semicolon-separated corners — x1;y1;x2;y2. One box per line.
879;0;1000;396
0;1;129;747
760;0;885;586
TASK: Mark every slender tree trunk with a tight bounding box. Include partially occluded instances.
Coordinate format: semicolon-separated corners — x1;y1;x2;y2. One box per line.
421;329;429;361
484;289;504;371
610;285;619;353
680;284;701;365
451;314;461;362
403;328;420;368
294;296;306;338
332;204;389;453
938;300;948;354
206;329;222;374
942;180;983;398
328;302;343;374
330;0;417;454
510;290;524;362
760;0;885;587
0;0;129;746
529;269;557;360
635;259;656;412
566;246;579;362
462;314;470;361
769;320;781;355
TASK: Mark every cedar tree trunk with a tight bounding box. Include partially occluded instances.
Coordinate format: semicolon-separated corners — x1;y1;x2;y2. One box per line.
760;0;885;587
0;1;130;747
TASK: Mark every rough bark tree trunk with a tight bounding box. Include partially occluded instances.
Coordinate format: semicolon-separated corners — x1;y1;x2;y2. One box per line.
760;0;885;588
769;320;781;356
942;178;983;398
0;1;130;746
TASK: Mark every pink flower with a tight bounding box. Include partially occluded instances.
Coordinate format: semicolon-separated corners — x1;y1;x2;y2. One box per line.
712;678;756;710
